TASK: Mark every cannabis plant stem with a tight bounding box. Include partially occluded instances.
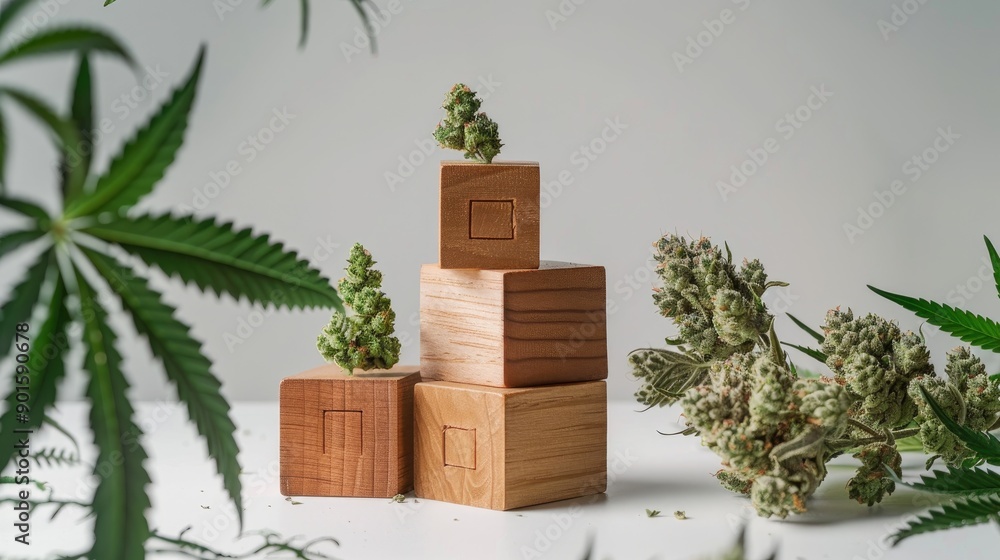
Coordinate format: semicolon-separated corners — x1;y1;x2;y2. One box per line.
828;428;921;451
848;418;882;438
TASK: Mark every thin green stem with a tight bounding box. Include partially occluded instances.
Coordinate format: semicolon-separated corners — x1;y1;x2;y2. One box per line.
848;418;881;438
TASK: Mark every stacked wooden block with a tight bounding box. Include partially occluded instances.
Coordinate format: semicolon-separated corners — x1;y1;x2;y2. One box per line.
280;161;608;510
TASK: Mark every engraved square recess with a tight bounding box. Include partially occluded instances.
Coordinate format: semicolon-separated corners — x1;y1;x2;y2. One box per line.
469;200;514;240
323;411;363;456
443;427;476;469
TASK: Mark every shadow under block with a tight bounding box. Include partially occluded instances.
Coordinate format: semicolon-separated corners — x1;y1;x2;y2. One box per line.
279;364;420;497
414;380;607;510
420;261;608;387
439;161;540;270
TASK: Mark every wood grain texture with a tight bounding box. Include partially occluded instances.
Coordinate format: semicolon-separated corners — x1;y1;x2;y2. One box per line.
439;161;539;269
279;364;420;497
414;380;607;510
420;262;608;387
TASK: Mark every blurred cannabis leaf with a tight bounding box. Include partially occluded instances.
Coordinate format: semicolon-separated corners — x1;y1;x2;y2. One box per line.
0;0;133;193
0;25;341;560
104;0;378;52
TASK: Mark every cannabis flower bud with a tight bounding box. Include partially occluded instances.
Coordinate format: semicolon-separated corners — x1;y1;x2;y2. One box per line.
910;347;1000;465
317;243;401;373
681;352;851;518
821;309;932;429
847;443;902;506
433;83;503;163
652;235;772;361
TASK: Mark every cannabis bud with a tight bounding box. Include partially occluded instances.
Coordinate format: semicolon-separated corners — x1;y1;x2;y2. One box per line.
910;347;1000;465
652;234;773;360
433;83;503;163
680;352;851;518
317;243;401;373
847;442;902;506
631;235;785;409
821;308;932;430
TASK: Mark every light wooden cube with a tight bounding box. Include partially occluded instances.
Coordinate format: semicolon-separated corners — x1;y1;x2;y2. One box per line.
439;161;539;270
420;261;608;387
414;380;607;510
279;364;420;497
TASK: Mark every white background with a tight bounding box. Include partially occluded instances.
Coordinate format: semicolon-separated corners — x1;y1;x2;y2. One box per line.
2;0;1000;403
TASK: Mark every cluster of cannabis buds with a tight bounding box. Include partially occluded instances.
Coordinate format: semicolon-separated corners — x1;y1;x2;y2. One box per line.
433;83;503;163
632;233;1000;518
317;243;401;373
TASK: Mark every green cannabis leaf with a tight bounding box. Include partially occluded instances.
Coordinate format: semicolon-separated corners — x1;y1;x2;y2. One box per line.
918;386;1000;465
893;465;1000;497
0;41;341;560
258;0;377;51
869;286;1000;352
787;313;824;343
0;3;132;192
891;494;1000;544
781;342;827;364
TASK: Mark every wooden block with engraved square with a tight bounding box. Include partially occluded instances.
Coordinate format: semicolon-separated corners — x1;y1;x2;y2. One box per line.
414;380;607;510
439;161;539;269
279;364;420;497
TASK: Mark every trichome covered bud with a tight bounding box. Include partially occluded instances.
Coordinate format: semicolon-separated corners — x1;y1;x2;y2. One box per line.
847;443;902;506
910;347;1000;465
681;352;851;518
316;243;401;373
433;83;503;163
821;309;932;429
652;234;773;361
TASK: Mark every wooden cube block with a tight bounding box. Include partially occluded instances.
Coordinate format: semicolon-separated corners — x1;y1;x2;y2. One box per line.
279;364;420;497
414;380;607;510
420;261;608;387
439;161;539;269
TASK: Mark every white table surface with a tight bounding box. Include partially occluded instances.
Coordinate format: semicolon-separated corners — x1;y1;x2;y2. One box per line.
4;401;997;560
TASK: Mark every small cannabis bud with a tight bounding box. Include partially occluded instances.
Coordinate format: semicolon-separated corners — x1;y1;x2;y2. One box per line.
433;83;503;163
847;442;902;507
316;243;401;373
910;347;1000;466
